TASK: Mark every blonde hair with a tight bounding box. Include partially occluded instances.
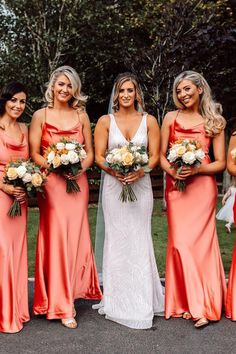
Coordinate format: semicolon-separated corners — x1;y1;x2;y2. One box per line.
173;70;226;137
112;72;144;112
45;65;87;109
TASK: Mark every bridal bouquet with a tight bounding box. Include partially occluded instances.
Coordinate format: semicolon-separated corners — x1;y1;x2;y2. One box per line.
44;137;87;193
4;160;46;217
167;138;205;191
105;142;149;202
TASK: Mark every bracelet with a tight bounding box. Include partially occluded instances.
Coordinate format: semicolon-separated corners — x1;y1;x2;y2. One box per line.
143;166;152;174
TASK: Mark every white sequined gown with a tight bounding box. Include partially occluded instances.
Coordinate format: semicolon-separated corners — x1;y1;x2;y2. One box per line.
100;113;164;329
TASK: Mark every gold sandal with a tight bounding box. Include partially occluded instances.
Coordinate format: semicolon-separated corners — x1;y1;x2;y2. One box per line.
182;312;192;320
61;318;78;329
194;317;209;328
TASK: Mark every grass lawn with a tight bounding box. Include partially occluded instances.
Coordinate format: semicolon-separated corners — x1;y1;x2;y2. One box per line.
27;199;236;278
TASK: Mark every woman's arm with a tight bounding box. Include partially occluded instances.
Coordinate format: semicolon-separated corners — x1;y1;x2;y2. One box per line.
227;134;236;176
94;115;124;181
29;110;48;168
124;114;160;184
80;111;94;171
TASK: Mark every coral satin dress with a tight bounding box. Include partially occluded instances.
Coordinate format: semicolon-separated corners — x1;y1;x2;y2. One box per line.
165;118;226;320
0;128;30;333
33;119;102;320
226;197;236;320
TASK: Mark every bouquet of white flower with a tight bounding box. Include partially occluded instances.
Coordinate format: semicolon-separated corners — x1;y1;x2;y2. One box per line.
44;137;87;193
4;159;46;217
105;142;149;202
167;138;205;191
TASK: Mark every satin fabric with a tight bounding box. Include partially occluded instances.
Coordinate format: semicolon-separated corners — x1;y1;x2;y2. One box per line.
165;119;226;320
0;129;30;333
225;197;236;320
33;121;102;320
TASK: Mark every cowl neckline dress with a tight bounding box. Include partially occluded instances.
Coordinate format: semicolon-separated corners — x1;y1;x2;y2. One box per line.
33;120;102;320
0;128;30;333
165;118;226;320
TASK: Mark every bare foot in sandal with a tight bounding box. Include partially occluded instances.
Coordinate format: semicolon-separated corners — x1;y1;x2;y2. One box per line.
194;317;209;328
182;312;192;320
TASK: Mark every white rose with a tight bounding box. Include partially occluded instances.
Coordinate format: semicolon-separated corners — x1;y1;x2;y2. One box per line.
79;149;87;159
182;151;196;165
65;143;76;151
60;154;70;165
195;149;205;161
134;152;142;163
56;142;65;150
141;154;148;164
113;152;123;163
67;150;79;164
106;154;114;164
16;165;27;178
47;151;55;163
131;145;139;152
167;149;177;162
22;173;33;183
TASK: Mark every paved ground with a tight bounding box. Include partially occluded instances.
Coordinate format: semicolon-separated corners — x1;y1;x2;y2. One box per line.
0;282;236;354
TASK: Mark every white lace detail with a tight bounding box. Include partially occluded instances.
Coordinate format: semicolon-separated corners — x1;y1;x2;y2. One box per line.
96;113;164;329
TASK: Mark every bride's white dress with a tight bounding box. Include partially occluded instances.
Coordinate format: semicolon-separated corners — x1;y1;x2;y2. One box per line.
97;113;164;329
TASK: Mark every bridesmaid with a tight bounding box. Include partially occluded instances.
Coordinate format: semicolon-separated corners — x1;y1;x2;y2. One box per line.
29;66;102;329
225;131;236;320
160;70;226;328
0;82;30;333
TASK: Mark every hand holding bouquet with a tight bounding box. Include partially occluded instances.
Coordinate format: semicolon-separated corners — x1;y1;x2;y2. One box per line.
105;142;149;202
44;137;87;193
167;138;205;191
4;159;46;217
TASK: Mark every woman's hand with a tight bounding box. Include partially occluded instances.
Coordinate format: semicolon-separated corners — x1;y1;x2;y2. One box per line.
2;185;27;204
170;165;198;180
124;169;145;184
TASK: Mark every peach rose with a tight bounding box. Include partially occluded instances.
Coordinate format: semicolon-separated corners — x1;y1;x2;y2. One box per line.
52;155;61;168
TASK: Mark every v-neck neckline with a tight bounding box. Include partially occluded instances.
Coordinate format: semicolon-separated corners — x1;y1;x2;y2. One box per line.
111;113;144;142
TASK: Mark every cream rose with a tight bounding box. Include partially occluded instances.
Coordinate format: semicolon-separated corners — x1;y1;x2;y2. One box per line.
176;146;187;157
6;167;18;180
31;173;43;187
122;152;134;166
79;149;87;160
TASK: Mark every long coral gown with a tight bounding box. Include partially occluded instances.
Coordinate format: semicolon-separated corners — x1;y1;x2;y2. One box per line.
165;117;226;321
226;197;236;320
0;127;30;333
33;117;102;320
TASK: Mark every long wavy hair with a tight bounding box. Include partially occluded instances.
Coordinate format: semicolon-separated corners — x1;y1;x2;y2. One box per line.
173;70;226;137
45;65;87;110
112;72;144;112
0;82;28;116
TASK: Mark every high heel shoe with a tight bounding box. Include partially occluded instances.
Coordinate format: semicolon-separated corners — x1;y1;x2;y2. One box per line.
194;317;209;328
61;318;78;329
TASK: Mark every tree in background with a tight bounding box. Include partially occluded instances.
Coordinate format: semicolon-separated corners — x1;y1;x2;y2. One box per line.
0;0;235;123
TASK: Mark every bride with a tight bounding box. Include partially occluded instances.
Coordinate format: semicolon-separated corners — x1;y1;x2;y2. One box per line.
94;72;164;329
